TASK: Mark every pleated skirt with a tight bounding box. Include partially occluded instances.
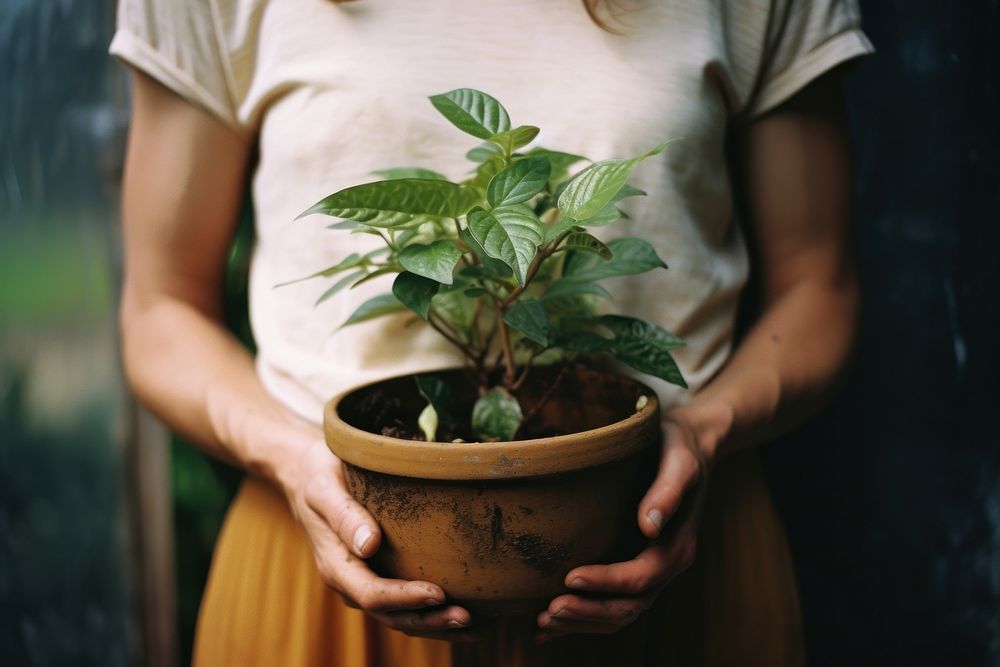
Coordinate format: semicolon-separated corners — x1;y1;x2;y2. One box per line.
192;449;804;666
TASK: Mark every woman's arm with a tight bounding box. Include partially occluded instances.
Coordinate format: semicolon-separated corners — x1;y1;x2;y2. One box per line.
536;69;860;638
120;69;473;637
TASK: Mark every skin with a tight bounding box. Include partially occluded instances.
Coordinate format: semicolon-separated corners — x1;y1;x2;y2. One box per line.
119;65;857;644
535;68;859;641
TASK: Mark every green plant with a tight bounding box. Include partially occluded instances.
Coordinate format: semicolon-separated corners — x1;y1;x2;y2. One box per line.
295;88;686;441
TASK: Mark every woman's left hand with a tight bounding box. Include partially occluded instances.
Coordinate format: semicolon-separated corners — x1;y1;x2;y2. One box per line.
535;414;712;642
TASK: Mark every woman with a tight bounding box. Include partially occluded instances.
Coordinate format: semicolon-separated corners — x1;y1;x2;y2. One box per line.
112;0;870;664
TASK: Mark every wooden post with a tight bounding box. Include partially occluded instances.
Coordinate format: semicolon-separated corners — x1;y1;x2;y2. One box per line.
124;403;178;667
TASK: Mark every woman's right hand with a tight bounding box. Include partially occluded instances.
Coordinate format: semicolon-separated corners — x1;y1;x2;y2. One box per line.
118;68;478;641
278;435;479;640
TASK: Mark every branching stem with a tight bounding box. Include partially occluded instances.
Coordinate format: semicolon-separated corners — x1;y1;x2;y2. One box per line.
495;306;517;386
521;363;570;427
500;232;569;308
427;311;477;363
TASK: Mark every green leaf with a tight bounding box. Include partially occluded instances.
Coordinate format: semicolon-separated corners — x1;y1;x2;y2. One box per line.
429;88;511;140
489;125;540;155
315;269;367;305
392;272;440;320
565;232;612;259
465;155;505;192
417;404;438;442
503;299;549;346
472;388;523;441
372;167;448;180
458;228;513;279
431;287;476;337
557;141;669;221
350;266;399;289
609;340;686;388
466;142;505;163
551;328;614;353
398;240;462;285
614;183;647;200
599;315;686;351
275;253;363;287
562;238;666;282
542;215;582;243
486;157;551;208
415;375;458;424
543;279;612;300
576;201;623;227
342;293;405;327
558;160;634;220
574;183;646;227
326;220;362;230
525;148;589;184
467;206;544;285
543;293;601;318
298;179;481;228
600;315;687;388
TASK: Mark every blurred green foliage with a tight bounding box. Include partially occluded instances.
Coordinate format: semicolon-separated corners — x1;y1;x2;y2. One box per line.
0;236;112;321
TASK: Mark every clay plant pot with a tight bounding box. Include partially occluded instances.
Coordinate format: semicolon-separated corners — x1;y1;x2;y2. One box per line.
323;366;661;616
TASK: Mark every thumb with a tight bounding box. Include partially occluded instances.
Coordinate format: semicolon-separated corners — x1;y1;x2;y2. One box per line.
638;424;703;539
305;461;382;558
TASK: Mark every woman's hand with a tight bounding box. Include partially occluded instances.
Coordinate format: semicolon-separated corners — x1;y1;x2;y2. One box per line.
535;415;712;642
535;70;861;643
119;69;481;642
278;435;480;641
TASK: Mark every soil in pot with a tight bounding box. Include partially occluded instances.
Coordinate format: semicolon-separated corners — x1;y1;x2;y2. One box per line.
325;365;660;616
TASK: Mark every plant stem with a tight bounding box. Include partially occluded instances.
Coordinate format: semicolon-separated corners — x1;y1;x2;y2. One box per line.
376;230;396;251
495;305;517;386
510;348;539;391
427;311;478;363
470;298;483;348
520;363;570;427
500;232;569;308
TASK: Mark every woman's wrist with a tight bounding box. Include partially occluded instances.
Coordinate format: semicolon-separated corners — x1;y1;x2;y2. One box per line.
667;397;735;466
204;381;324;489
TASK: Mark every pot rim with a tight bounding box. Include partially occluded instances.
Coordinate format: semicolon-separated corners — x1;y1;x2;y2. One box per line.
323;367;661;481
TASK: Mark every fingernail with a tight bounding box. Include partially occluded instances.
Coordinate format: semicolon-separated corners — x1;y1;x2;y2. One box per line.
567;577;586;589
647;509;663;533
551;607;569;618
424;598;443;607
353;525;373;554
447;619;468;628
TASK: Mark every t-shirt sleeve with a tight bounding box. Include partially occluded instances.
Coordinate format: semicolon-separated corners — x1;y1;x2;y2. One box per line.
109;0;241;130
727;0;874;119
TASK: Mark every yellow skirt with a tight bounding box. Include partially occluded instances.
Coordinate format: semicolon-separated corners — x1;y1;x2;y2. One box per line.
192;450;804;666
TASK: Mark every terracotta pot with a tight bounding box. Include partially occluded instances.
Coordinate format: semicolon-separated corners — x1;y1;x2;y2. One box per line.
323;366;661;616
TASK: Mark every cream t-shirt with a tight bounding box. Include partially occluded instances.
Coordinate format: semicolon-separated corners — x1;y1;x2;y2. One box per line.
111;0;872;425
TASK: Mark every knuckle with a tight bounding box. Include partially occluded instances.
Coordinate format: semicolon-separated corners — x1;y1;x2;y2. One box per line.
314;559;338;589
623;572;651;595
679;450;703;484
339;592;361;610
395;613;418;630
676;536;697;571
617;600;643;620
304;473;331;500
355;588;376;611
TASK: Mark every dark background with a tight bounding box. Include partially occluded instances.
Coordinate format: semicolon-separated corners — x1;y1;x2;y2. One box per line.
1;0;998;665
763;1;1000;665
